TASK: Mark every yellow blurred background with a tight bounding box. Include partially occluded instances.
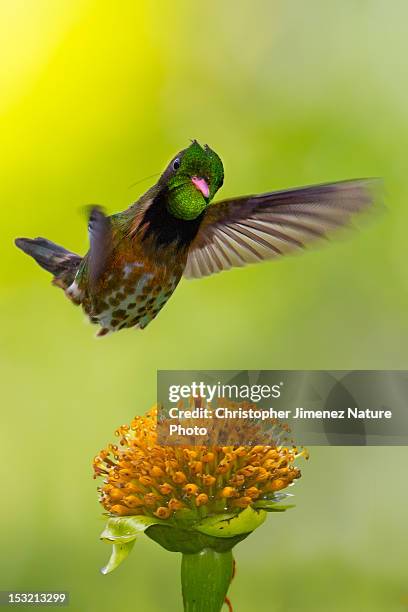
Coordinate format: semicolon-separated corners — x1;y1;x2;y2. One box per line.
1;1;408;610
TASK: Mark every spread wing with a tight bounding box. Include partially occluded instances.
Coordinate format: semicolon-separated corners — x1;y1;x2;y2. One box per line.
87;206;112;288
184;179;381;279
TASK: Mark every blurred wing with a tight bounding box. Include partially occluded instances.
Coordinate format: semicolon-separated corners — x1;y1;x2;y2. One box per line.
87;206;112;288
184;179;380;279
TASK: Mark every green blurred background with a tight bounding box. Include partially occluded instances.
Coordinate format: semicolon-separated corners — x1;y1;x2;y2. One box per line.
1;1;408;610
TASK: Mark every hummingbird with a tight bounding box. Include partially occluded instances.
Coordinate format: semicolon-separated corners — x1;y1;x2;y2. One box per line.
15;140;378;336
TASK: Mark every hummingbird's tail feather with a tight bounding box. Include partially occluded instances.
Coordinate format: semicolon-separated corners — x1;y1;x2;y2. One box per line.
15;237;82;289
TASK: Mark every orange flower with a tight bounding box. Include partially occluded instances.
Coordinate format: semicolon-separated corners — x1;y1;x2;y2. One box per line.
93;406;307;520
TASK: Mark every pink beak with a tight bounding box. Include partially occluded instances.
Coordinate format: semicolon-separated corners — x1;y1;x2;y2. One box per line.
191;176;210;199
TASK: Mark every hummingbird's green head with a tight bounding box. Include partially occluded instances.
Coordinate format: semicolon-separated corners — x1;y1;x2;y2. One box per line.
162;140;224;221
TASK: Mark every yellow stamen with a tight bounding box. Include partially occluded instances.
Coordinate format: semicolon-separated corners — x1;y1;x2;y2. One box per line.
245;487;261;499
269;478;288;491
110;504;132;516
201;475;216;487
109;488;124;500
183;483;199;496
220;487;237;498
144;493;159;506
124;495;144;508
168;498;184;511
233;496;252;508
196;493;209;507
93;406;304;521
154;507;171;519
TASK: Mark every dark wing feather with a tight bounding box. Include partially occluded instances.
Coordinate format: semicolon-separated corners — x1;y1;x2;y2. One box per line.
87;206;112;288
184;179;381;279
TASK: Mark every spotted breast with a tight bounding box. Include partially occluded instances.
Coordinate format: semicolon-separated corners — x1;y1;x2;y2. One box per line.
64;191;203;336
67;254;184;336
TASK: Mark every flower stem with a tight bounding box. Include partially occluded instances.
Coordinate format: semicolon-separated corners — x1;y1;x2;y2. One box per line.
181;548;233;612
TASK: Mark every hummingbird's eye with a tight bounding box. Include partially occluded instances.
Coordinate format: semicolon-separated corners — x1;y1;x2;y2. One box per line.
172;158;180;170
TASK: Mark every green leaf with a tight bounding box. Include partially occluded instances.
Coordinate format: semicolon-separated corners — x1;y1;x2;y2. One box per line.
253;500;295;512
101;541;135;575
101;514;162;543
264;492;293;502
195;507;266;538
100;514;163;574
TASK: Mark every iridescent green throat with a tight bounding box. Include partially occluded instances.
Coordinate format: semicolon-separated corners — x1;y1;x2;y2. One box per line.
167;183;208;221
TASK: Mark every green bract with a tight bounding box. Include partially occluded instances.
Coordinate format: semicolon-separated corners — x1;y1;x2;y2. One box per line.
100;507;271;572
